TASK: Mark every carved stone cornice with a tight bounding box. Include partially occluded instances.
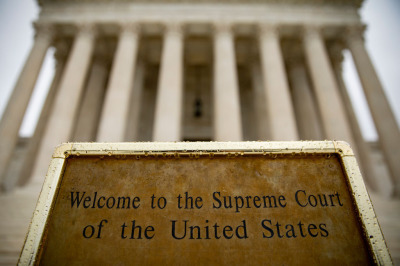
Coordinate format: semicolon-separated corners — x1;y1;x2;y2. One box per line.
33;22;54;41
163;22;184;36
212;22;233;36
302;25;323;40
38;0;364;8
75;23;98;38
345;24;366;43
327;41;345;68
53;40;70;61
259;23;280;38
119;22;141;35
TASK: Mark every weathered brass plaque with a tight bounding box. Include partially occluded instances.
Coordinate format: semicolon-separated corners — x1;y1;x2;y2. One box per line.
19;142;391;265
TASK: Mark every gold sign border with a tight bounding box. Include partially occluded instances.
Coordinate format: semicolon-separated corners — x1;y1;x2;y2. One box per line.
18;141;392;265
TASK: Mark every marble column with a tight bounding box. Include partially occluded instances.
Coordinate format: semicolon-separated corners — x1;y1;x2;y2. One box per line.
303;26;354;145
10;43;69;189
31;24;96;185
287;59;324;140
259;24;298;140
251;61;269;140
97;23;140;142
329;45;378;192
346;27;400;197
73;51;109;141
213;23;242;141
0;23;53;186
153;23;184;141
125;59;145;141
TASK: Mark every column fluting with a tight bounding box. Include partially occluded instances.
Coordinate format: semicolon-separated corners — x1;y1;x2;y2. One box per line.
287;59;324;140
346;26;400;196
153;23;184;141
213;23;242;141
259;24;298;140
330;44;379;192
0;23;53;187
11;43;69;189
97;23;140;142
31;24;96;184
303;26;354;144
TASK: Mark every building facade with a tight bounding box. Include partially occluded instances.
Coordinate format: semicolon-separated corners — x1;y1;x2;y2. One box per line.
1;0;400;197
0;1;400;192
1;0;400;264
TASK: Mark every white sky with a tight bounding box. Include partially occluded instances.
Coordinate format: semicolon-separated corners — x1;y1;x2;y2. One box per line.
0;0;399;140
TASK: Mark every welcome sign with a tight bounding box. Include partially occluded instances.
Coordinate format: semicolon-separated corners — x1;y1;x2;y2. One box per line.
19;142;391;265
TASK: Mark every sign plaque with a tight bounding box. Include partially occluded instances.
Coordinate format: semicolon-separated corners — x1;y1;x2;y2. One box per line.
19;141;392;265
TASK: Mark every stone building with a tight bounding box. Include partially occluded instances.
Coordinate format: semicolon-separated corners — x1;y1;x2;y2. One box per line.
0;0;399;264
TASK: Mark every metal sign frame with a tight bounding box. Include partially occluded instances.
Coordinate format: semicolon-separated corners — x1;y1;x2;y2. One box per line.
19;141;392;265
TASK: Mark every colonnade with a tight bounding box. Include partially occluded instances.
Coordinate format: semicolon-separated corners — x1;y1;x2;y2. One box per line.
0;21;399;196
